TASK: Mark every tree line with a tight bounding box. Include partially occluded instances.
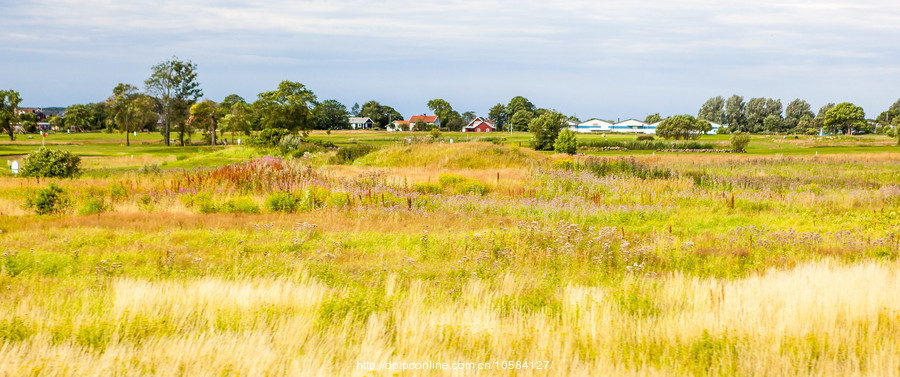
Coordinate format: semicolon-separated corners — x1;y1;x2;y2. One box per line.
695;95;900;136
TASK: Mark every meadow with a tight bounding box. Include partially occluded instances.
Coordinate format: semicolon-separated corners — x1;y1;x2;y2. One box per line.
1;131;899;376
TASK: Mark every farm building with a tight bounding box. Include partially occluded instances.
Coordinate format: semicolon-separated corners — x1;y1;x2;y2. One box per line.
387;120;408;132
462;117;495;132
349;117;374;130
408;115;441;129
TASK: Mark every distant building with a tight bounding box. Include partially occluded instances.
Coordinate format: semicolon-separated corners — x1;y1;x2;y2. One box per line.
408;115;441;129
387;120;408;132
612;119;653;134
462;117;495;133
571;119;613;133
348;117;374;130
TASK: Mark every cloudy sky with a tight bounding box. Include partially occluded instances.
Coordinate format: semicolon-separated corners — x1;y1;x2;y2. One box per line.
1;0;899;120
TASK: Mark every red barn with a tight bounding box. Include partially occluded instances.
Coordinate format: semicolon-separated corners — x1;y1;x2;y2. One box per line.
462;117;495;133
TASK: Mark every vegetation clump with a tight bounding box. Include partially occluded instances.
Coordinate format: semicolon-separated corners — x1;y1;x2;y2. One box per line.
554;128;578;154
19;148;81;178
730;132;751;152
24;183;70;215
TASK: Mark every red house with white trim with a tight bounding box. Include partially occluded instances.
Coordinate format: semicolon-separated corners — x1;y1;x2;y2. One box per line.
462;117;495;133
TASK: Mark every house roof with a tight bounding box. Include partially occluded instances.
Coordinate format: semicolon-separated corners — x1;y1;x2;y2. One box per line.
348;117;372;124
409;115;439;123
464;116;495;129
392;120;409;125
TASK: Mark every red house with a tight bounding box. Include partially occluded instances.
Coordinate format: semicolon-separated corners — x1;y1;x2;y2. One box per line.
462;117;495;133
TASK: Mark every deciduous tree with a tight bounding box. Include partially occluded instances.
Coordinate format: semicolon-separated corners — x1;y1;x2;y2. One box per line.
255;81;317;135
144;57;203;146
698;96;726;124
824;102;865;135
314;99;349;130
725;95;746;132
0;90;22;140
529;110;566;151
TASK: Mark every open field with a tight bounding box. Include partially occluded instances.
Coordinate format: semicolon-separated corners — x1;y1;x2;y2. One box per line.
1;132;900;375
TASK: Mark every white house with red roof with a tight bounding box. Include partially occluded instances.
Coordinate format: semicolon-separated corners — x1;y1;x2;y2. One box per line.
408;115;441;129
462;116;495;133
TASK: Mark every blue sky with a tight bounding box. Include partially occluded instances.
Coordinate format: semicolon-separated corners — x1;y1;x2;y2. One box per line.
1;0;899;120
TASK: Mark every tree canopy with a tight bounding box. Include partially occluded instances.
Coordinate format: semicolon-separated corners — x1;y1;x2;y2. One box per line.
698;96;725;124
255;80;317;135
824;102;865;135
359;101;402;128
144;57;203;146
656;115;710;140
0;89;22;141
529;110;566;151
314;99;349;130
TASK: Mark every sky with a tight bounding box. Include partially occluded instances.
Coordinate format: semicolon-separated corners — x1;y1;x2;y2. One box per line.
1;0;899;121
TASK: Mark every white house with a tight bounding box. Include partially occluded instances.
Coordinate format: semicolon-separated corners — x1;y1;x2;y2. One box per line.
386;120;409;132
408;115;441;129
612;119;652;134
570;119;613;133
349;117;374;130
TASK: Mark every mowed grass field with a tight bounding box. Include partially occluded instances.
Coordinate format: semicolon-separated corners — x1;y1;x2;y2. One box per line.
1;131;900;376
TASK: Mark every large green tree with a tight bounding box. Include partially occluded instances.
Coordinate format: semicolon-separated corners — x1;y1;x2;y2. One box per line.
824;102;865;135
488;103;507;131
784;99;814;132
220;102;254;140
144;57;203;146
255;81;317;135
698;96;726;124
64;104;93;133
509;110;534;132
426;99;462;131
189;100;225;145
644;113;661;124
0;90;22;140
656;115;710;140
107;83;156;146
359;101;402;128
725;95;746;132
507;96;535;119
314;99;350;130
745;97;767;133
528;110;566;151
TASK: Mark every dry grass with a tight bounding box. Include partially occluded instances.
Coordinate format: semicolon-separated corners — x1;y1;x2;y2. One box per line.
1;261;898;376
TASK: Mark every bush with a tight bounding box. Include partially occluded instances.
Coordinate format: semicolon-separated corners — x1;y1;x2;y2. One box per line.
19;148;81;178
636;134;655;141
331;144;378;164
249;128;292;148
716;126;729;135
430;128;442;140
78;198;107;216
806;128;819;136
24;183;70;215
730;132;751;152
219;197;260;214
554;129;577;154
265;192;302;213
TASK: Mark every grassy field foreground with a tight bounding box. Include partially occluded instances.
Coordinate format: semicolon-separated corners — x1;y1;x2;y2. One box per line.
1;138;900;375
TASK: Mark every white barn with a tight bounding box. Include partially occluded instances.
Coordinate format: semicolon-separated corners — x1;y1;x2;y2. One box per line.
612;119;653;134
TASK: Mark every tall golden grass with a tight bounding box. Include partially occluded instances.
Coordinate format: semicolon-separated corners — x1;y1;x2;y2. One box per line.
1;260;897;376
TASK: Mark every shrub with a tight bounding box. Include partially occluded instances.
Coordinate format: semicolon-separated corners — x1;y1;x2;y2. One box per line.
306;139;337;149
24;183;70;215
430;128;442;140
730;132;751;152
78;198;107;216
19;148;81;178
554;129;577;154
636;134;655;141
331;144;378;164
249;128;292;148
413;182;442;194
806;128;819;136
219;197;260;214
716;126;729;135
265;192;302;213
438;173;467;186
